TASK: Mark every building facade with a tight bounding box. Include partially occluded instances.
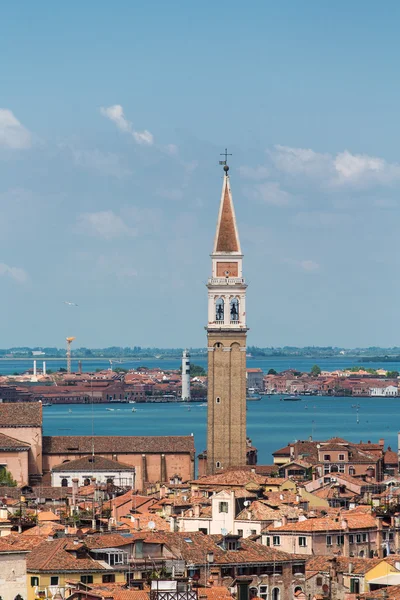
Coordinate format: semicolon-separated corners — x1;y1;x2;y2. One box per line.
206;163;248;474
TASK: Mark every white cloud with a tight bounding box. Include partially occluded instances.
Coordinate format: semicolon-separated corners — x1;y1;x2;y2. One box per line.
250;181;292;206
75;210;137;240
100;105;153;145
334;150;387;181
0;262;28;283
270;145;400;186
271;145;331;177
0;109;31;149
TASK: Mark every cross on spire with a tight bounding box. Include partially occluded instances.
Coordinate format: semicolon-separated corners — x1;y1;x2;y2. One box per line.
219;148;232;169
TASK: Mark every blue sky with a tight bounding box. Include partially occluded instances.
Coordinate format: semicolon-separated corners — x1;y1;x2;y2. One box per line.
1;1;400;348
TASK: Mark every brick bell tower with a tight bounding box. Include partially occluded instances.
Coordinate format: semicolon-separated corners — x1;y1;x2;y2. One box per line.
206;157;248;475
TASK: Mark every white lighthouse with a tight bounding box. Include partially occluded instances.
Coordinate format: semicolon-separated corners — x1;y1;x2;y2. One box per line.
181;349;191;401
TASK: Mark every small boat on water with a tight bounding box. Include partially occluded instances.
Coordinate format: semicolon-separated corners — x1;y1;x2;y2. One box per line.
42;402;52;407
106;408;115;411
283;395;301;402
132;408;137;412
129;400;136;404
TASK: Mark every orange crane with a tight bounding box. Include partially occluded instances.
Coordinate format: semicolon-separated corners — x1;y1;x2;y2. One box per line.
66;337;76;374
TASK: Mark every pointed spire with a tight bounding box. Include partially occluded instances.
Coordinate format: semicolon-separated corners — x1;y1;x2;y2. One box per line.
213;170;241;254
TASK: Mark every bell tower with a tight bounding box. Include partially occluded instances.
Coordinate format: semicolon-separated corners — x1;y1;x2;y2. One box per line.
206;159;247;474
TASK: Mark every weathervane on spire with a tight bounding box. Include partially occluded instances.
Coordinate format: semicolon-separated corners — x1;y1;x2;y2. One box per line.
219;148;232;173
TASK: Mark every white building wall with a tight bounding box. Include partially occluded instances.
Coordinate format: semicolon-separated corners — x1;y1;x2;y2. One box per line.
0;552;28;600
209;491;235;535
51;469;135;487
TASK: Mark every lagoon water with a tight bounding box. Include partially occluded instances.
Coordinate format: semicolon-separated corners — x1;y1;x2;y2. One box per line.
42;396;400;467
3;355;400;376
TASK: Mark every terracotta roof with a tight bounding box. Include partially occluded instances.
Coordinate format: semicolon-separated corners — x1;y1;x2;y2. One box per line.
117;531;303;566
37;511;61;522
198;588;234;600
113;592;149;600
52;455;134;473
27;538;107;572
84;533;133;549
236;500;300;522
306;555;380;575
268;513;377;533
0;432;30;450
0;534;39;552
0;402;42;427
192;469;270;487
385;450;398;465
357;585;400;600
214;179;240;253
43;435;194;455
272;446;291;456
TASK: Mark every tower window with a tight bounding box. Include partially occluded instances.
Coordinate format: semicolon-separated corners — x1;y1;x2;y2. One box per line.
216;461;221;468
215;298;224;321
216;397;221;404
230;298;239;321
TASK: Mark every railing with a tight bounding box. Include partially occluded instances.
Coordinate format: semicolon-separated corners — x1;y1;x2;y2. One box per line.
208;277;245;285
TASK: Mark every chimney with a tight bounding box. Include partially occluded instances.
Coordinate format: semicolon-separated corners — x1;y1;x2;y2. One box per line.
281;515;288;526
170;515;177;532
71;478;79;513
43;361;46;376
160;485;167;499
194;504;200;518
33;360;37;377
78;360;82;375
379;438;385;448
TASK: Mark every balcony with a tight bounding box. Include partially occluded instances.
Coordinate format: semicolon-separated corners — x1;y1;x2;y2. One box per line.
208;277;246;285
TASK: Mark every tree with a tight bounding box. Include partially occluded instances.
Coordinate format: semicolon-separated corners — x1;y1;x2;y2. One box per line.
178;364;206;376
268;368;277;375
0;467;17;486
310;364;321;377
387;371;399;378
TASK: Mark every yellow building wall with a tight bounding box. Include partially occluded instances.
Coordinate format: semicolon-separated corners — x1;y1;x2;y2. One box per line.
27;571;126;600
298;488;330;508
365;560;399;584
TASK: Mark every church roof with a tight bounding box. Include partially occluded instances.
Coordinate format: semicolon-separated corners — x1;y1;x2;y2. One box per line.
52;455;134;473
0;402;42;427
213;173;241;254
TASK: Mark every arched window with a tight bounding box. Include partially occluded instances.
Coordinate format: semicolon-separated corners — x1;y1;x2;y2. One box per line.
216;461;221;469
106;478;113;484
215;298;224;321
272;588;280;600
84;478;90;486
294;587;303;595
330;464;339;473
61;478;68;487
230;298;239;322
349;466;355;475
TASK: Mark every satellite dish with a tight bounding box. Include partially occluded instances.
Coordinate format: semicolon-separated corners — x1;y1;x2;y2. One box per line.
221;528;228;536
244;500;250;507
148;521;155;530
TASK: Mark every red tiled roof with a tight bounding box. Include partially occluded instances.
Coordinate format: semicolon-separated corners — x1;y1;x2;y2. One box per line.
43;435;194;455
52;455;134;472
0;402;42;427
26;538;107;572
0;432;30;450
